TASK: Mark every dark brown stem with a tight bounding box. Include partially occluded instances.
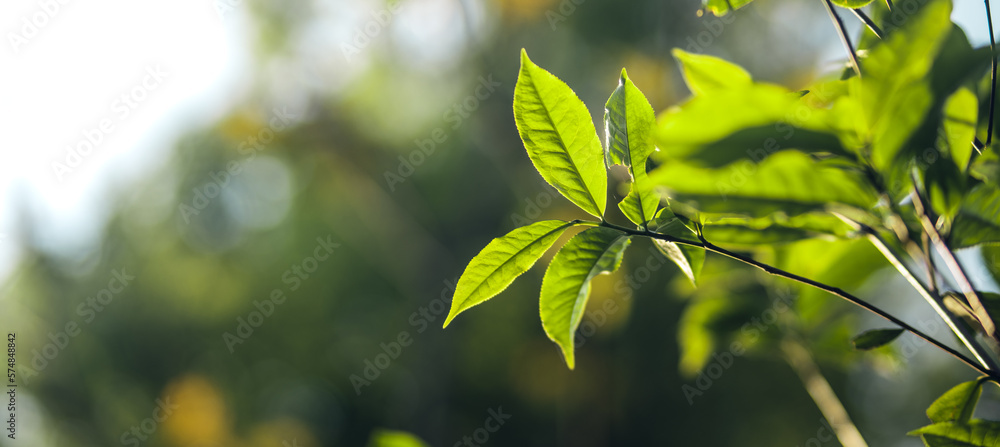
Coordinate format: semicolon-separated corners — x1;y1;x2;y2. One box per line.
596;221;995;378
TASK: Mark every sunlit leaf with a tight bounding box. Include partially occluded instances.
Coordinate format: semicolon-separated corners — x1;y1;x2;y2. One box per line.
368;430;432;447
703;0;754;16
655;84;852;167
540;227;631;369
444;220;575;327
909;420;1000;446
649;151;879;218
672;49;752;96
831;0;874;7
927;379;987;424
851;328;904;350
514;49;608;218
605;68;659;226
945;88;978;171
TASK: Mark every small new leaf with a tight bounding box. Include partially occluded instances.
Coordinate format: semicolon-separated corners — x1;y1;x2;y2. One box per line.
444;220;575;328
650;208;705;286
851;328;904;350
540;227;631;369
515;49;608;218
605;68;659;226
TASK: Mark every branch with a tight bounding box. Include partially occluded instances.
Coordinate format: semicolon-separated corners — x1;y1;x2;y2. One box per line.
851;8;883;39
864;228;999;372
782;338;869;447
597;221;996;378
986;0;997;145
823;0;862;78
910;186;997;340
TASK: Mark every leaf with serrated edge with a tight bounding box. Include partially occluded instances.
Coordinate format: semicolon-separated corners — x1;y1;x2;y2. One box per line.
444;220;575;327
540;227;630;369
515;49;607;218
605;68;659;226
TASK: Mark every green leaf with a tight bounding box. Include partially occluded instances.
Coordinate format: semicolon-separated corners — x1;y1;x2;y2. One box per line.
540;227;631;369
831;0;874;7
655;84;851;167
909;420;1000;446
851;328;904;350
514;49;608;218
971;149;1000;186
367;430;431;447
703;0;754;16
604;68;659;226
672;49;752;96
950;183;1000;248
444;220;575;327
928;379;988;424
650;209;705;286
861;10;987;187
649;151;879;218
945;88;978;171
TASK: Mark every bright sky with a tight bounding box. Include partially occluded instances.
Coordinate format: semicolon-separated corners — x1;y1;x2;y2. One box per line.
0;0;253;282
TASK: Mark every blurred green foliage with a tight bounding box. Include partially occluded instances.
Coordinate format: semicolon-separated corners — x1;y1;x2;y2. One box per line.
5;0;999;446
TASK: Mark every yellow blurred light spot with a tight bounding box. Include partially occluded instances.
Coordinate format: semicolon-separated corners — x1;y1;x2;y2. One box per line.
246;418;320;447
495;0;560;23
162;374;233;447
618;52;675;111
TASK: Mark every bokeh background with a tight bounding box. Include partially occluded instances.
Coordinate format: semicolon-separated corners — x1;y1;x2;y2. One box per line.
3;0;1000;446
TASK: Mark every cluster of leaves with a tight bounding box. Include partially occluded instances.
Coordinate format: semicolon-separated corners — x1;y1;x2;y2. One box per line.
445;0;1000;443
442;49;696;369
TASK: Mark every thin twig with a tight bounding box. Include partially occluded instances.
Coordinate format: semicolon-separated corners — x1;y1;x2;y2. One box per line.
986;0;997;145
910;185;997;340
851;8;883;39
865;229;999;372
782;339;870;447
885;0;894;12
822;0;862;78
595;221;995;378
